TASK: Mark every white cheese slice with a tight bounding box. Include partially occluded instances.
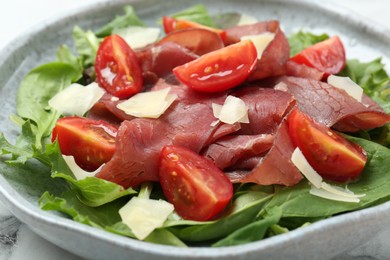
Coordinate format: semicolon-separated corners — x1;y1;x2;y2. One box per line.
291;148;365;203
291;148;323;189
119;197;174;240
237;14;258;26
48;82;105;116
212;95;249;125
116;87;177;118
113;26;160;49
327;75;363;102
62;155;103;180
240;32;275;59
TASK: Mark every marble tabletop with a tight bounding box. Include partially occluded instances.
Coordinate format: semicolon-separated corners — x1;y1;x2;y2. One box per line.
1;0;390;259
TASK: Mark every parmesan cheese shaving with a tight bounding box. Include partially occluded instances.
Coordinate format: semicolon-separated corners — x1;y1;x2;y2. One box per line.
291;148;365;203
62;155;103;180
48;82;105;116
212;95;249;125
237;14;258;26
113;26;160;49
119;197;174;240
116;87;177;118
327;75;363;102
240;32;275;59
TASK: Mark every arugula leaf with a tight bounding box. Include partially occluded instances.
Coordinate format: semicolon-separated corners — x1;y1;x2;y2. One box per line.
288;31;329;56
72;26;100;67
265;137;390;218
56;44;83;72
168;192;272;242
339;58;390;112
169;4;216;27
212;207;282;247
95;5;145;37
16;62;81;149
44;141;135;207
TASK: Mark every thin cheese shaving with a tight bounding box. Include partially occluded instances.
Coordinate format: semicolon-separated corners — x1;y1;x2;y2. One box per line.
327;75;363;102
119;197;174;240
48;82;105;116
116;87;177;118
113;26;160;49
212;95;249;125
62;155;103;180
291;148;365;203
240;32;275;59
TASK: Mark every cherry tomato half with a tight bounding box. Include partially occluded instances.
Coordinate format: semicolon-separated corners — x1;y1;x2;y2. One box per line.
52;116;118;172
95;34;143;99
287;109;367;182
159;145;233;221
290;36;346;76
173;40;257;93
162;16;226;41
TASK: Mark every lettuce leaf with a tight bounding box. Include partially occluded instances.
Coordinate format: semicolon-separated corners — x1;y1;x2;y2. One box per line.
288;31;329;56
169;4;216;27
95;5;145;37
72;26;100;67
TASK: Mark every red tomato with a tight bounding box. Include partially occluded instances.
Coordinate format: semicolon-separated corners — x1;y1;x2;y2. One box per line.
95;34;143;99
173;40;257;93
52;116;118;172
290;36;346;76
287;109;367;182
159;145;233;221
162;16;226;41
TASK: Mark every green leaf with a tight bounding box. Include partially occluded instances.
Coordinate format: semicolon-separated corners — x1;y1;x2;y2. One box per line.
288;31;329;56
56;44;83;72
339;58;390;111
72;26;100;67
212;207;282;247
145;229;187;247
16;63;81;149
39;190;126;228
95;5;145;37
169;4;216;27
168;192;272;242
266;138;390;218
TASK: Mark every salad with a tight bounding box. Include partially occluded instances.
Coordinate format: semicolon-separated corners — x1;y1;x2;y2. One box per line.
1;4;390;248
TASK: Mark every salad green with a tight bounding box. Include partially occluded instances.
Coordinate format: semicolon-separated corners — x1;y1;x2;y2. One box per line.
1;4;390;247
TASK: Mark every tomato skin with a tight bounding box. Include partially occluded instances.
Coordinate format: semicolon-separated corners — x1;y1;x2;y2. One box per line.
162;16;226;41
52;116;118;171
95;34;143;99
290;36;346;76
173;40;257;93
287;109;367;182
159;145;233;221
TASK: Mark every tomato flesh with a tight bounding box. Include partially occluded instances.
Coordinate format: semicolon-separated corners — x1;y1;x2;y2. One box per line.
95;34;143;99
159;145;233;221
173;40;257;93
287;109;367;182
52;116;118;171
162;16;226;41
290;36;346;76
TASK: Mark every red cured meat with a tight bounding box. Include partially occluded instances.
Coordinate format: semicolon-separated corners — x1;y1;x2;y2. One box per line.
285;60;324;81
276;77;390;132
202;134;274;170
226;120;303;186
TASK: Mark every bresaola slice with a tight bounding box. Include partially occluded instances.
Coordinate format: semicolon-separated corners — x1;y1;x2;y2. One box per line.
276;77;390;132
225;21;290;80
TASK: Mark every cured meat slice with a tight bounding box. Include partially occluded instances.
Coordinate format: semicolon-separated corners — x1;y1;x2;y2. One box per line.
226;120;303;186
285;60;324;81
202;134;274;170
234;87;296;135
96;83;238;188
225;20;290;81
157;28;224;56
276;77;390;132
136;41;198;84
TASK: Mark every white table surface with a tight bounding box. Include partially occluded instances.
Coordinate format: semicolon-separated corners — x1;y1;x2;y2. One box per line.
0;1;390;259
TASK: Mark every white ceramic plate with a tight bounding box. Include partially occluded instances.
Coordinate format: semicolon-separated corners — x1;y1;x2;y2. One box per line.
1;0;390;259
